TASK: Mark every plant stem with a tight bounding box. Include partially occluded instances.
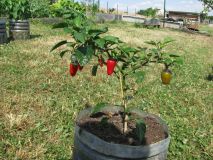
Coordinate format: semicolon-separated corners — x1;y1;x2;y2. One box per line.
165;63;169;69
119;72;128;134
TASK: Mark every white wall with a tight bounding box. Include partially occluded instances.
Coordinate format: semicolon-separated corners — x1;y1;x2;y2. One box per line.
160;22;182;29
122;15;145;23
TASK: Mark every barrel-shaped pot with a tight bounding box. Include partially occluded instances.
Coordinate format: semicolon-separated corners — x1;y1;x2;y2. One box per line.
0;20;7;44
9;20;30;40
73;107;171;160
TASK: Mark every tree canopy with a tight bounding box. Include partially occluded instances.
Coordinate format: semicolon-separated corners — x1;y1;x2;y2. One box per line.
200;0;213;9
137;8;158;18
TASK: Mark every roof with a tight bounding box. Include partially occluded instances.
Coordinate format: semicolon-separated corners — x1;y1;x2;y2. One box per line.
167;10;200;15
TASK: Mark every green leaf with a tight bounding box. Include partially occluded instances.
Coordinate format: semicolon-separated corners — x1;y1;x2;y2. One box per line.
163;58;173;65
135;119;146;143
174;57;184;65
12;11;18;20
139;52;147;60
73;31;87;43
120;46;138;53
103;35;122;44
145;40;157;46
131;71;145;83
63;13;72;19
75;46;94;66
50;40;67;52
73;16;82;28
164;37;175;44
150;48;158;54
160;38;175;49
59;50;70;58
66;42;75;48
94;38;106;48
64;27;73;34
21;6;25;12
91;103;108;116
52;23;68;29
169;54;180;58
89;27;108;37
91;65;98;76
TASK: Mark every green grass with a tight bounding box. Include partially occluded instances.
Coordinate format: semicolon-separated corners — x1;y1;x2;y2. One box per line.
200;24;213;36
0;21;212;160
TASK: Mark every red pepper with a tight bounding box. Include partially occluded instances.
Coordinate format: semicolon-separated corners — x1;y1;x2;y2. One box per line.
78;64;83;71
107;59;117;75
70;63;78;77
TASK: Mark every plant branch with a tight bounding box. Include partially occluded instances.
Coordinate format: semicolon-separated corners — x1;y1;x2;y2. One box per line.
119;72;128;134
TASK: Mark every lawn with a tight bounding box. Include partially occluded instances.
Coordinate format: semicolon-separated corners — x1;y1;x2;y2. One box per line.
200;24;213;36
0;20;212;160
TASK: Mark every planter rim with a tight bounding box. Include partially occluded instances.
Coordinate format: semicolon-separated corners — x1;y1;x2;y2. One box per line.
75;106;171;159
0;20;6;24
10;30;30;32
9;19;29;23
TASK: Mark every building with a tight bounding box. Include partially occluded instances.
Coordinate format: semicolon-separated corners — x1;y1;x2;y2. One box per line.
167;11;201;23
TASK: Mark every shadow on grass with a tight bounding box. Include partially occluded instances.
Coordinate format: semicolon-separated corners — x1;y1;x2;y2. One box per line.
206;67;213;81
4;34;42;42
30;34;42;39
206;74;213;81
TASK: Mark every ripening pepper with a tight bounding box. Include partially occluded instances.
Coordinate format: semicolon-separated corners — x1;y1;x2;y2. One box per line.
161;68;172;85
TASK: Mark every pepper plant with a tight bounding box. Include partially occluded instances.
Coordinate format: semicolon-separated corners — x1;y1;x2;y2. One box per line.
51;9;182;135
145;39;183;85
1;0;30;20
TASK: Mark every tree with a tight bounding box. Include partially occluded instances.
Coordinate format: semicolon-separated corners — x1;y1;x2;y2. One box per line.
109;8;115;13
81;0;99;13
200;0;213;9
137;8;158;18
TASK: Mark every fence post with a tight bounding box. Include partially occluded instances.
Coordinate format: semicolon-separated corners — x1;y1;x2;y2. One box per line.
107;1;109;13
98;0;100;11
163;0;166;28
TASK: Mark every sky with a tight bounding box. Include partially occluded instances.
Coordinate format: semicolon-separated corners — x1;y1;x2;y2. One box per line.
77;0;213;15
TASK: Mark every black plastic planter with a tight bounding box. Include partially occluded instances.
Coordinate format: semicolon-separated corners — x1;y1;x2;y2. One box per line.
73;106;171;160
0;20;7;44
9;19;30;40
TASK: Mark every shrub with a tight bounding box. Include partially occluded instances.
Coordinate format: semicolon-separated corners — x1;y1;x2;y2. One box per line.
81;0;99;14
50;0;86;17
29;0;51;18
138;8;158;18
1;0;31;20
0;1;6;16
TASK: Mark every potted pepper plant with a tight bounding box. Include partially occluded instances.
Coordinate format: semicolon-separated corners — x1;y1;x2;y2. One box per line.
51;8;183;160
2;0;31;40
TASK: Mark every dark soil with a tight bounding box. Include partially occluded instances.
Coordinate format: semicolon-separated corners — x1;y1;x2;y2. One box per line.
77;112;168;146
